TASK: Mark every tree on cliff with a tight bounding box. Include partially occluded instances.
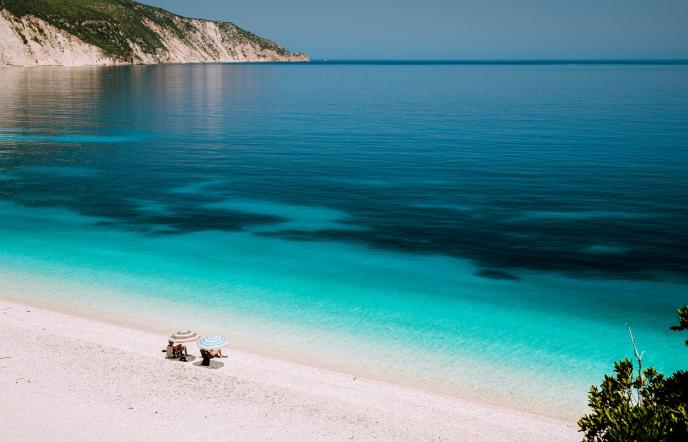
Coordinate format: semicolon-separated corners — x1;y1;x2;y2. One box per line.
578;305;688;441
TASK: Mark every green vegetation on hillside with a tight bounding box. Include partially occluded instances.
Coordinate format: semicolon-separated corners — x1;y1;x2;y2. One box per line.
218;22;288;56
0;0;290;61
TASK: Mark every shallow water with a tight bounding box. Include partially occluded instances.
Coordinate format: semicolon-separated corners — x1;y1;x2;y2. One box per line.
1;63;687;418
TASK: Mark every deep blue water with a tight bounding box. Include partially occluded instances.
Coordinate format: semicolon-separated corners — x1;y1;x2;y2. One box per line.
0;63;687;417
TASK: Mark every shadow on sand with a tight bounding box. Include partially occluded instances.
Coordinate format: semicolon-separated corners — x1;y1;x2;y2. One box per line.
193;360;224;369
164;354;197;362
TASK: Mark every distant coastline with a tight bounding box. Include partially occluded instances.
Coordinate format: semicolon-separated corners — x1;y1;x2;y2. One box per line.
0;1;307;66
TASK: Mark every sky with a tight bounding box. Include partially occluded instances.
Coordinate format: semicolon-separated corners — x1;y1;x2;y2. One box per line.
143;0;688;60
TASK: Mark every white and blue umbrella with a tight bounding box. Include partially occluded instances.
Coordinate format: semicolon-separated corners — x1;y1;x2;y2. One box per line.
197;335;228;350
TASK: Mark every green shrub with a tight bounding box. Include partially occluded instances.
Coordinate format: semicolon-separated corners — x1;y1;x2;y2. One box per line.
579;306;688;441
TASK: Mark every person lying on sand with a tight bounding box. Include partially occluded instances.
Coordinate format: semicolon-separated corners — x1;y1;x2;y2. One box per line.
210;348;227;358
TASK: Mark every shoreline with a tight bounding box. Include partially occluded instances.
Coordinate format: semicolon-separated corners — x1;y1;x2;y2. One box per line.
0;298;578;441
0;264;590;421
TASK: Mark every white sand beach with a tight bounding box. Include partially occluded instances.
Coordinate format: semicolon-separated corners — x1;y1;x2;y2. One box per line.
0;299;578;441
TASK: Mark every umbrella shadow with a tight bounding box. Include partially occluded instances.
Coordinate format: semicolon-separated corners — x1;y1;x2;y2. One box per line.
193;360;225;369
164;354;197;362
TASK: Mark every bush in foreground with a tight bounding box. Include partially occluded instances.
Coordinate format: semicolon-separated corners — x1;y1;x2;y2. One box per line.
578;306;688;441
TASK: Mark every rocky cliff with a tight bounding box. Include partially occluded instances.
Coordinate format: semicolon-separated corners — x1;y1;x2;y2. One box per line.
0;0;308;66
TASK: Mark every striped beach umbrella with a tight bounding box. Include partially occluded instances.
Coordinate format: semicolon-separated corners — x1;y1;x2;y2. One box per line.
169;330;200;343
197;335;228;350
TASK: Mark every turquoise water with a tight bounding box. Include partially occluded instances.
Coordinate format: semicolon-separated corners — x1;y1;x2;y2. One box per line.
1;63;687;418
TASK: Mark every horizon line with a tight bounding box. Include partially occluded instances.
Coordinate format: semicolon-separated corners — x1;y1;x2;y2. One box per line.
305;58;688;65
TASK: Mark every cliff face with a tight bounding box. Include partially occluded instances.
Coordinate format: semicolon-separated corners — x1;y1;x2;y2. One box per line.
0;0;308;66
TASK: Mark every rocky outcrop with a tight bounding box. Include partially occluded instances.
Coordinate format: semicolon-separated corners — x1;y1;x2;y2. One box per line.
0;2;308;66
0;10;119;66
130;17;308;64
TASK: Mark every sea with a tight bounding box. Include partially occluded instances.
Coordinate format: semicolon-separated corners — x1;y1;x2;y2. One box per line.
1;61;686;419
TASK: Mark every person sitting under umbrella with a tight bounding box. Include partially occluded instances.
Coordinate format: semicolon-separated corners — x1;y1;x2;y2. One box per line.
174;343;187;359
200;348;213;366
166;329;200;362
165;340;175;359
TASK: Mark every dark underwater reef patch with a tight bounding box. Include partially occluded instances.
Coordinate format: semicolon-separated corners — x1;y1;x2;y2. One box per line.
30;197;688;282
249;204;688;283
475;269;520;281
2;167;687;284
